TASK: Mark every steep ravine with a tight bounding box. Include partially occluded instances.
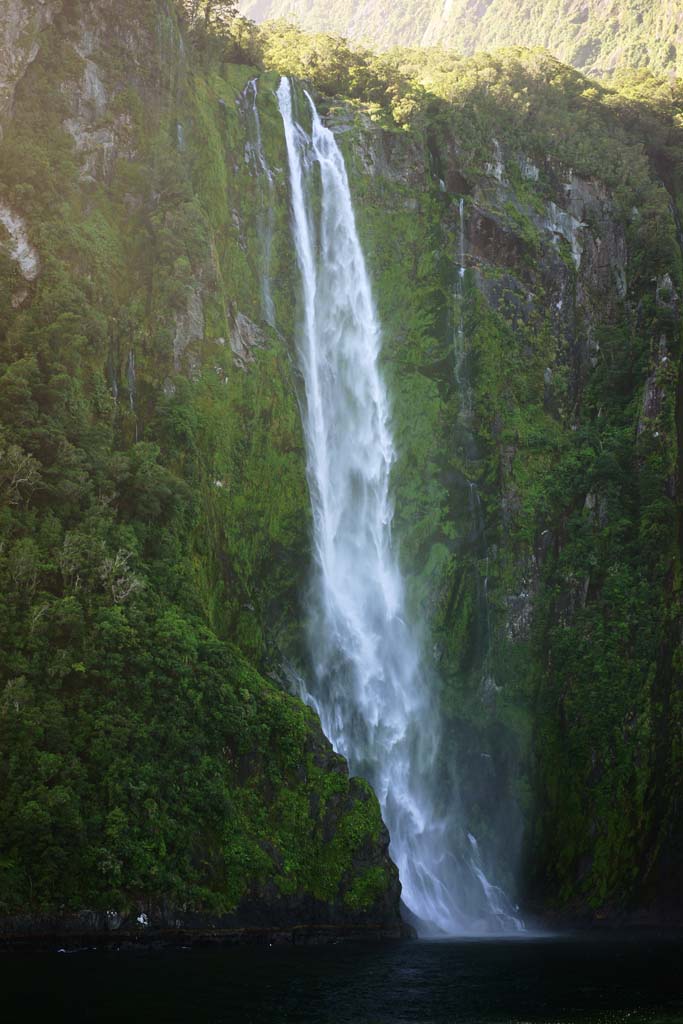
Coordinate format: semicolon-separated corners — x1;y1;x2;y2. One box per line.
0;0;681;940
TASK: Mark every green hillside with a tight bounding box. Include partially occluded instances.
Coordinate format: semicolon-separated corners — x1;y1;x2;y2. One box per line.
239;0;683;77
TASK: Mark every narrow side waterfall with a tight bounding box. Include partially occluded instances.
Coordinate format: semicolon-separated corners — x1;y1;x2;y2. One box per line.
453;197;472;421
240;78;276;326
277;76;522;935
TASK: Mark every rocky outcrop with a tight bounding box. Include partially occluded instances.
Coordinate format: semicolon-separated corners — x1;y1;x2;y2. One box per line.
0;202;40;306
343;113;427;192
173;286;205;371
0;0;60;140
230;312;265;369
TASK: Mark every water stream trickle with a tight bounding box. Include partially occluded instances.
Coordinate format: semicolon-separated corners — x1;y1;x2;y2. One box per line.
240;78;276;326
454;196;472;421
456;205;498;698
277;76;521;935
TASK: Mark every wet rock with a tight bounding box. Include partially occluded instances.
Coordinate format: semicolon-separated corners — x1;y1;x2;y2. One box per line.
541;200;585;268
61;56;136;182
468;207;529;271
638;337;669;435
230;312;265;369
347;117;427;190
504;587;533;641
173;286;205;369
484;139;507;185
656;273;678;309
518;156;540;181
0;203;40;281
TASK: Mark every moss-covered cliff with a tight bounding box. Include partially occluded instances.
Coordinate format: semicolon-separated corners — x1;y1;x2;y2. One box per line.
255;32;683;920
0;0;401;936
325;50;683;922
1;0;682;932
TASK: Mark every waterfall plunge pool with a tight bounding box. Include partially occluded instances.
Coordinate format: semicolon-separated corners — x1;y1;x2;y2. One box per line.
4;931;682;1022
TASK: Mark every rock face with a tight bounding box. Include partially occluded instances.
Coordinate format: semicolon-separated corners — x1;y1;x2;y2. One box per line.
337;70;683;923
230;311;265;369
0;202;40;307
173;286;205;369
0;0;60;139
0;204;40;280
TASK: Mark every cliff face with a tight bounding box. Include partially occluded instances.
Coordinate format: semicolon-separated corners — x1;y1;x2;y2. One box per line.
1;0;682;932
333;70;683;920
0;0;401;938
0;0;61;140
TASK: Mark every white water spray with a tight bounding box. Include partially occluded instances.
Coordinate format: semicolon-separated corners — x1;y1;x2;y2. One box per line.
277;76;521;935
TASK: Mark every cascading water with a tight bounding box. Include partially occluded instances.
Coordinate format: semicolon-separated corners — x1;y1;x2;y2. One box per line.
277;76;522;935
468;481;498;699
453;197;472;421
240;78;276;326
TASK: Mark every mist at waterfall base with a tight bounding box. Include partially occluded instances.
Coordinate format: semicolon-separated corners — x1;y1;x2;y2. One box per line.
275;77;521;937
7;933;683;1023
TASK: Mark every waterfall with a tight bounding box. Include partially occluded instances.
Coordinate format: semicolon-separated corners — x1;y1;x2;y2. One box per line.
454;197;472;421
277;76;521;935
240;78;276;326
455;203;496;696
468;481;496;699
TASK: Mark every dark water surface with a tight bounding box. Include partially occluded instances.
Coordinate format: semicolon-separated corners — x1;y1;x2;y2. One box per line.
3;932;682;1022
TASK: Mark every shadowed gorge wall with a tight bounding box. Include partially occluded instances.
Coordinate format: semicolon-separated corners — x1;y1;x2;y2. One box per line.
329;62;683;918
0;0;682;932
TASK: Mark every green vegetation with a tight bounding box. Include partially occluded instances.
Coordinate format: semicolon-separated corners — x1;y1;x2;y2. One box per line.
276;30;683;912
1;0;682;927
0;0;395;922
240;0;683;79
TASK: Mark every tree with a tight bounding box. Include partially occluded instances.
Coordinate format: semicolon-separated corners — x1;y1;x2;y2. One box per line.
182;0;237;36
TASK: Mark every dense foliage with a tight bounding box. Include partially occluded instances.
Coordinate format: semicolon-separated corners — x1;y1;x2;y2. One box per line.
0;0;396;922
1;0;682;927
247;21;683;914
